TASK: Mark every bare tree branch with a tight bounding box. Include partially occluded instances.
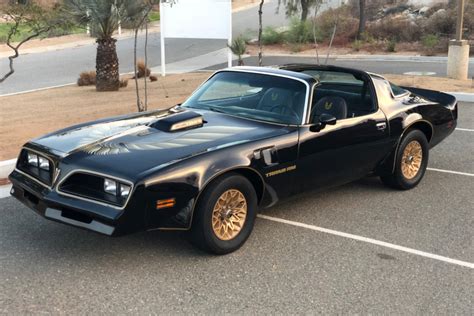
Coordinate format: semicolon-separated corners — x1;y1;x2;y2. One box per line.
1;26;51;84
258;0;265;66
311;1;321;65
133;5;152;112
1;5;63;84
144;18;149;111
325;2;341;65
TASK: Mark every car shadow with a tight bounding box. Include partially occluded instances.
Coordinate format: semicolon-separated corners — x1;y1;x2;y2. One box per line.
2;176;394;260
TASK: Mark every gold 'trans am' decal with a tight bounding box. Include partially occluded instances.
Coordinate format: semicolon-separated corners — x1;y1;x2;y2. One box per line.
265;165;296;178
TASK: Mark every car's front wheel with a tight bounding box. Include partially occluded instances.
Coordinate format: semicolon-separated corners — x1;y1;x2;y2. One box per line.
381;129;429;190
190;173;257;254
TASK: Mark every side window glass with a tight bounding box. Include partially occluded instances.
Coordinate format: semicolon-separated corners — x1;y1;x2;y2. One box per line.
306;70;376;122
389;82;408;97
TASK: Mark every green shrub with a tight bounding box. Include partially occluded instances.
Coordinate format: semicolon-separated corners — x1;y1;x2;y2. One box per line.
314;5;358;43
285;18;313;44
351;39;362;51
423;9;456;37
386;39;396;52
421;34;439;56
148;11;160;22
289;43;303;53
261;26;284;45
228;36;247;65
421;34;439;49
367;18;421;42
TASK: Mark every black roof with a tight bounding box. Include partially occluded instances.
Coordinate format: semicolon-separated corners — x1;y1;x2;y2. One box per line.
222;66;317;85
222;64;372;83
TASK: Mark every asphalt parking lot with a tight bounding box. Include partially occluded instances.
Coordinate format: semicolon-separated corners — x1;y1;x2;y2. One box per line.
0;103;472;314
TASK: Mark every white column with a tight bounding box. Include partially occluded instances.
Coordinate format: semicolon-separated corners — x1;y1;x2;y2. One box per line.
160;2;166;77
228;0;233;68
447;40;469;80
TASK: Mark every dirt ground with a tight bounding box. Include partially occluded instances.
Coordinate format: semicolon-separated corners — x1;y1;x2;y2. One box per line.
384;74;474;93
0;72;471;160
232;0;261;11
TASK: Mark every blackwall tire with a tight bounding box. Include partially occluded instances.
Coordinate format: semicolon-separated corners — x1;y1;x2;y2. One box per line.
381;129;429;190
189;173;257;254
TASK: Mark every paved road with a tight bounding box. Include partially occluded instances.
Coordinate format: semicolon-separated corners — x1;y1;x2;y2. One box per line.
207;55;474;78
0;103;472;314
0;0;287;95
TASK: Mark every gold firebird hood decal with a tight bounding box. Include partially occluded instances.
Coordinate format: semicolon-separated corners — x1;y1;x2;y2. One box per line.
78;125;256;155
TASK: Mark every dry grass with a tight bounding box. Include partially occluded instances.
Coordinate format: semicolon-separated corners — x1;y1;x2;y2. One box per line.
232;0;260;11
119;78;129;88
385;74;474;93
133;60;151;79
77;71;96;86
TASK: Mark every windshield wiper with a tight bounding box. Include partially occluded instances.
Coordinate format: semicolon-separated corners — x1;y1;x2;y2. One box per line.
207;106;226;114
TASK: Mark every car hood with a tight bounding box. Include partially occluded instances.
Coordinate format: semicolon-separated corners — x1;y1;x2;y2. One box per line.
31;108;291;180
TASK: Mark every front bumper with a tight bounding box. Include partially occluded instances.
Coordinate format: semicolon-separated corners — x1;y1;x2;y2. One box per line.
9;170;146;236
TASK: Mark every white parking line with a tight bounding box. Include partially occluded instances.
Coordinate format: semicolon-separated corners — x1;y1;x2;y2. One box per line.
456;128;474;132
258;214;474;269
427;168;474;177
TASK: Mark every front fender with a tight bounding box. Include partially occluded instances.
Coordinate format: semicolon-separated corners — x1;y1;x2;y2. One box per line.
140;145;263;230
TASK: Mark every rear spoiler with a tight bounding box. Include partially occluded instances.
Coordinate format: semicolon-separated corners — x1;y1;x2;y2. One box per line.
401;86;457;110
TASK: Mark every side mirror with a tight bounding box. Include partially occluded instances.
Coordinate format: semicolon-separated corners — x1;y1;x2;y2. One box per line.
319;113;337;126
309;113;337;132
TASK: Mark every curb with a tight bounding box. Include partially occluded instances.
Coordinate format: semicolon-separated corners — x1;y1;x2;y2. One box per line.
445;92;474;103
0;159;16;182
256;53;474;63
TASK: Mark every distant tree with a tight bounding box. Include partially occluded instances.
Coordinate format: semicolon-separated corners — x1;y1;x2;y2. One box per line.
0;3;67;83
64;0;148;92
278;0;320;21
357;0;366;39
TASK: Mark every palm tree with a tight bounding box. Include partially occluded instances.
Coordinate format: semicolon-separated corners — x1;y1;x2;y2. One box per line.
64;0;146;91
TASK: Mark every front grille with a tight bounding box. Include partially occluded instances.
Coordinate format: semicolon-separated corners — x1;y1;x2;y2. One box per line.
17;149;54;186
58;172;131;208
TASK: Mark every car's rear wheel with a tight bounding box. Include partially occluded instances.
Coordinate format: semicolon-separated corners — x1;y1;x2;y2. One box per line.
189;173;257;254
381;129;429;190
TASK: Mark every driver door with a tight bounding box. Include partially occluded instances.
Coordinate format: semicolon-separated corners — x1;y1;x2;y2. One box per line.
296;108;391;191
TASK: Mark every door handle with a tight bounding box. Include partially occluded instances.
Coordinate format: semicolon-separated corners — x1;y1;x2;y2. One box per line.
376;122;387;131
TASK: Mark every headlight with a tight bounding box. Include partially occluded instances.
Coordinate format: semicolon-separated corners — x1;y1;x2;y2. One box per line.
120;184;131;197
104;179;131;198
27;153;38;166
38;156;50;171
104;179;117;195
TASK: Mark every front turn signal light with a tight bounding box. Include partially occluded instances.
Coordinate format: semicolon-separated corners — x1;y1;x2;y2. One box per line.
156;198;176;210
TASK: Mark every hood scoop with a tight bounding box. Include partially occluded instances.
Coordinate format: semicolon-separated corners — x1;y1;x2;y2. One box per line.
150;110;204;132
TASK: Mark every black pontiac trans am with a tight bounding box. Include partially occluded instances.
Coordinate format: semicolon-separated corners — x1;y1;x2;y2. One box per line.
9;65;458;254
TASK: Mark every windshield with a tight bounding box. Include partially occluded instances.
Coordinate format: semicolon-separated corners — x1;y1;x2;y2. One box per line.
182;71;307;125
